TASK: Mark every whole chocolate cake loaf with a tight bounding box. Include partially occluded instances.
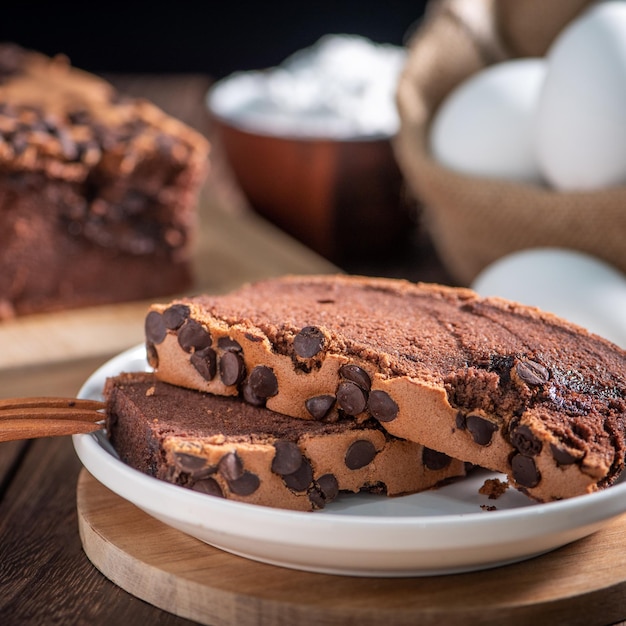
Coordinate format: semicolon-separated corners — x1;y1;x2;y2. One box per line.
144;274;626;503
105;372;466;511
0;43;209;318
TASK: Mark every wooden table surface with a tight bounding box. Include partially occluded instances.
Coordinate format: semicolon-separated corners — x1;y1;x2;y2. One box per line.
0;74;623;625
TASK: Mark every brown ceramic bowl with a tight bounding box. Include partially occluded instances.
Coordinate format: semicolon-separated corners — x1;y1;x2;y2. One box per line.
207;82;413;263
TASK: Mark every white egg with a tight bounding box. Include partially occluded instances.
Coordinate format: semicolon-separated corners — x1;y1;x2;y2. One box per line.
471;248;626;349
535;2;626;191
429;58;547;183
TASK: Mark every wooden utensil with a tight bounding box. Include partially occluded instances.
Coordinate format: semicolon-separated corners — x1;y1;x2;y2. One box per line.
0;397;105;442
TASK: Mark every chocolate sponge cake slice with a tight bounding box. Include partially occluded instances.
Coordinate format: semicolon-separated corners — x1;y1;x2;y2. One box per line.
104;372;466;511
144;274;626;503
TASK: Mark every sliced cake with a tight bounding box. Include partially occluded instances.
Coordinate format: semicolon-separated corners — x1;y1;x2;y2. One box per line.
0;43;209;318
104;371;466;511
143;274;626;502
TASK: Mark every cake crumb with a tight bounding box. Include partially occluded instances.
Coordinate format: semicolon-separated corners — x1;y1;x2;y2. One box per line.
146;386;156;397
479;477;509;499
480;504;497;511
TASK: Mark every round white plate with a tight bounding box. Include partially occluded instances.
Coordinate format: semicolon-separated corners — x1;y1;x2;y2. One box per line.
73;344;626;577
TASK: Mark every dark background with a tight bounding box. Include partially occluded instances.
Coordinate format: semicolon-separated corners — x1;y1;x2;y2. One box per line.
0;1;429;78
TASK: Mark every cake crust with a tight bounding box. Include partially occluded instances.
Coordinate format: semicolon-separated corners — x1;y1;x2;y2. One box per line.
105;372;466;511
145;274;626;502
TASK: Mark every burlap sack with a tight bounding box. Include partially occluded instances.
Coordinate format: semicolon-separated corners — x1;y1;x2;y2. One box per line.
393;0;626;286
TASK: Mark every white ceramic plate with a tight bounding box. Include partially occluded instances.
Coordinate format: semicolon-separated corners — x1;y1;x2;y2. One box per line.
73;344;626;577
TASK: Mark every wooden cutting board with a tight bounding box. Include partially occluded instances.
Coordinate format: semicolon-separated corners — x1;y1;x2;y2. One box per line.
76;469;626;626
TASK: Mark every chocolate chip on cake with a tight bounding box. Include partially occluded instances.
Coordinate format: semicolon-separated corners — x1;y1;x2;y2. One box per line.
178;319;212;353
466;414;498;446
368;390;398;423
228;471;261;496
511;454;541;488
218;451;244;481
248;365;278;398
422;447;452;471
190;347;217;381
305;395;335;420
218;337;242;352
163;304;191;330
510;424;542;456
294;326;325;358
220;351;246;386
550;444;580;466
242;380;266;407
283;457;314;492
145;311;166;345
316;473;339;501
339;364;371;391
173;452;206;473
192;477;224;498
336;381;367;416
345;439;377;470
271;440;303;475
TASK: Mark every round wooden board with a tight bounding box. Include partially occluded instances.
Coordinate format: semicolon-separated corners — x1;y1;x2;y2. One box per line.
76;469;626;626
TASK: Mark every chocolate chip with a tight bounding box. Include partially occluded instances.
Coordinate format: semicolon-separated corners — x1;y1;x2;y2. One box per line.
283;457;313;492
248;365;278;398
177;319;212;353
190;347;217;381
191;477;224;498
345;439;377;470
550;444;579;466
218;337;242;352
422;447;452;470
294;326;325;358
455;412;467;430
271;440;303;475
242;380;265;406
367;390;399;422
339;364;371;391
220;351;246;386
516;359;549;386
218;452;243;481
308;490;326;510
173;452;206;473
228;471;260;496
511;453;541;488
146;342;159;369
162;304;191;330
336;381;367;416
145;311;166;344
305;395;335;420
316;473;339;501
466;414;498;446
510;424;542;456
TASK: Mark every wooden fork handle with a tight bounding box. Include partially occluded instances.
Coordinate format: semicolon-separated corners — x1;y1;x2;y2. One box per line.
0;418;102;442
